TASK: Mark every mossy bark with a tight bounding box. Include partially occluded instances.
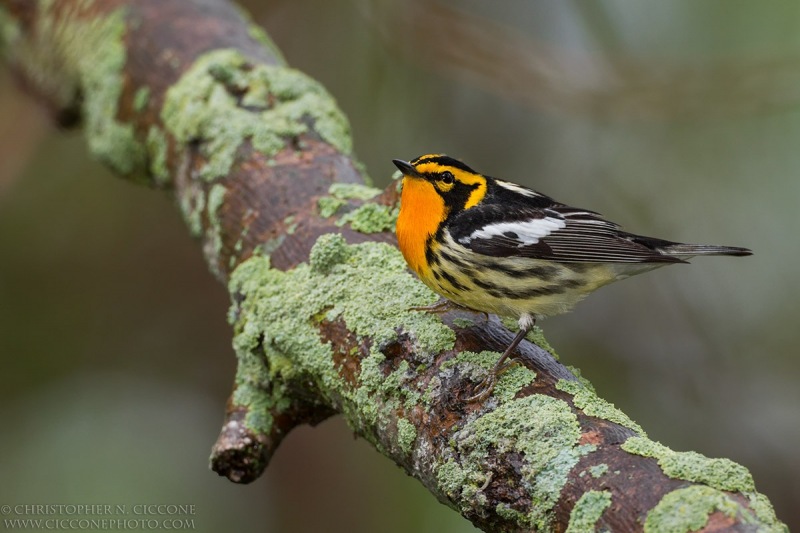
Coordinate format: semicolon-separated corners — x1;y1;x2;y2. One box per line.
0;1;787;531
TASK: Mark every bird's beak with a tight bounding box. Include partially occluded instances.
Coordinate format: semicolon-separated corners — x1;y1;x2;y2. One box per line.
392;159;422;178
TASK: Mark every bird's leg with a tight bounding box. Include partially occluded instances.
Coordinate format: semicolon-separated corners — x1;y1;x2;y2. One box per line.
463;315;534;402
410;298;457;314
410;299;489;322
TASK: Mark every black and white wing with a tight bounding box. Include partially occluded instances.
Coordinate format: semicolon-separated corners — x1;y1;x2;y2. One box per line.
449;202;684;264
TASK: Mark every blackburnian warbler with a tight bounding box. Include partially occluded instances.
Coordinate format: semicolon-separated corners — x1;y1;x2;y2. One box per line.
393;154;751;400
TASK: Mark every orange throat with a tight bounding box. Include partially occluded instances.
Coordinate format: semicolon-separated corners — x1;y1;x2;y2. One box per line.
396;177;447;277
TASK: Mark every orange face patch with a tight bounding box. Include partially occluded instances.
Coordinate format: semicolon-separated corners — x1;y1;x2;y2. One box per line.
396;176;447;276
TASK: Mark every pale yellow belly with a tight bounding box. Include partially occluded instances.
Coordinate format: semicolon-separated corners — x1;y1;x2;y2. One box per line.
420;239;658;319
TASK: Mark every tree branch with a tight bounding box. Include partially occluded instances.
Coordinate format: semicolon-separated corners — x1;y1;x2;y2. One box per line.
0;1;787;531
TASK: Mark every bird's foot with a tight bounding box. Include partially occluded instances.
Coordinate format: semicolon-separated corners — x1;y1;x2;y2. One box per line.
462;359;519;402
410;298;457;314
410;299;489;321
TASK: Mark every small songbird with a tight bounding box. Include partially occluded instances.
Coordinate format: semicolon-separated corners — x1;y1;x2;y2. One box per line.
392;154;751;400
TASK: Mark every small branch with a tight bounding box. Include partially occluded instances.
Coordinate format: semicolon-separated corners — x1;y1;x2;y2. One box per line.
0;1;787;531
211;391;334;484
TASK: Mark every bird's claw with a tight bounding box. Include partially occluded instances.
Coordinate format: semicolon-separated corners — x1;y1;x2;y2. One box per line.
461;359;520;403
462;374;498;403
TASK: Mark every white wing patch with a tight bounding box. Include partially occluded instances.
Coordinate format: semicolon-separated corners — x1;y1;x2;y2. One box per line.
460;217;566;246
495;180;542;197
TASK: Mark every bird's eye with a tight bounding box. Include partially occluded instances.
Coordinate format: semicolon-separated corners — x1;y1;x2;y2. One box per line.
440;171;455;184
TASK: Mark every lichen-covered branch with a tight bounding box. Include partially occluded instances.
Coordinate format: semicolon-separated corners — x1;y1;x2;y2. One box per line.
0;1;787;531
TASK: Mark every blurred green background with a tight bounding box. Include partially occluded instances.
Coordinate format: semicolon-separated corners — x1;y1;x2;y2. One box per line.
1;0;798;531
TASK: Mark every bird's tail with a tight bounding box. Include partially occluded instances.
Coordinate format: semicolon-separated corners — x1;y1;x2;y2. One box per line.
660;243;752;257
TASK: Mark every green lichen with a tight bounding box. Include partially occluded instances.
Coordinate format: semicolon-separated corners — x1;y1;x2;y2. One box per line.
308;233;352;274
78;11;145;178
349;353;423;445
445;395;584;530
440;350;497;374
3;3;159;180
180;185;205;237
621;436;754;492
230;345;275;436
588;463;608;479
420;375;441;407
439;351;489;381
439;350;535;403
495;503;528;524
283;214;298;234
622;438;788;531
228;238;453;436
566;490;612;533
228;255;330;436
337;203;398;233
133;86;150;112
452;317;475;329
205;183;228;277
162;49;352;181
745;492;787;532
329;182;382;201
437;459;470;499
232;209;255;261
352;351;392;428
556;379;645;435
145;126;170;186
643;486;742;533
399;378;423;410
229;271;297;435
318;196;347;218
491;364;535;403
42;6;146;179
565;365;596;393
318;182;393;231
396;418;417;454
257;234;285;258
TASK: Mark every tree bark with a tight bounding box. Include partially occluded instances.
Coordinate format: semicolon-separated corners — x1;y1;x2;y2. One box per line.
0;1;787;531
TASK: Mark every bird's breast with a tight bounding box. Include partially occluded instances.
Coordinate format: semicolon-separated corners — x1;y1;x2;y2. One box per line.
396;177;447;276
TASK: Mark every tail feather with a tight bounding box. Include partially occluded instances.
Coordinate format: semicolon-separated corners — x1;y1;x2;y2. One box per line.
660;243;752;257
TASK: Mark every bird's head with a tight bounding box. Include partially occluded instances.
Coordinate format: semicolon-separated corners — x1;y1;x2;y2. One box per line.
393;154;488;215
